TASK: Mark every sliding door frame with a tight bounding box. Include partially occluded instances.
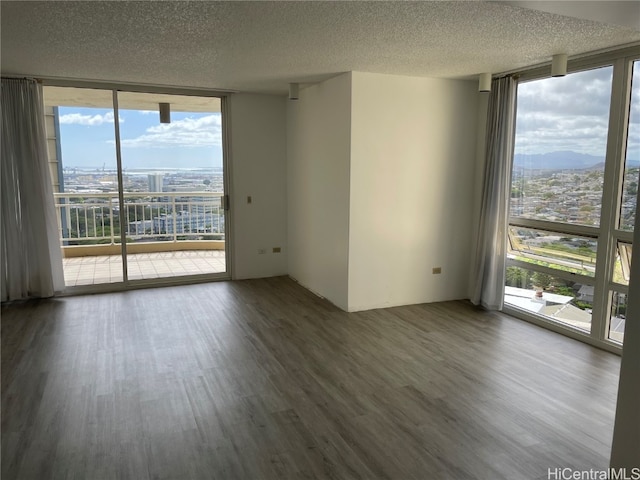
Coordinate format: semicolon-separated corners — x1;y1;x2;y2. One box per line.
43;79;233;294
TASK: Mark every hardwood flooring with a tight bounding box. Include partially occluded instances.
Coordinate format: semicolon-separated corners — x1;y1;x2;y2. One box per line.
1;276;621;479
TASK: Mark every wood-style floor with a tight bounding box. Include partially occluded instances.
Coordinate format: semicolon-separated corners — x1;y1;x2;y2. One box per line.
2;276;621;479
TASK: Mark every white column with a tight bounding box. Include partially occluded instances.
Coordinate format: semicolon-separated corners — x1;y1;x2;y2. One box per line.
610;204;640;467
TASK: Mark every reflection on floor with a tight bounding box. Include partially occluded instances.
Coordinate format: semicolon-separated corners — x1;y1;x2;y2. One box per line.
63;250;226;286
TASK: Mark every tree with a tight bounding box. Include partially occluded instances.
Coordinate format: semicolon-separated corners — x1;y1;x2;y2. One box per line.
506;267;529;288
553;285;575;298
531;271;552;290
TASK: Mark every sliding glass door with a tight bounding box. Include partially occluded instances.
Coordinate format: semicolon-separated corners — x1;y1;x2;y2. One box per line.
116;92;226;282
43;86;229;289
44;87;125;286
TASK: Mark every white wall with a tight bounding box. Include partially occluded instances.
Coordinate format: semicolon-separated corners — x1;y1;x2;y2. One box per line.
610;206;640;467
228;93;288;279
287;73;352;310
348;72;478;311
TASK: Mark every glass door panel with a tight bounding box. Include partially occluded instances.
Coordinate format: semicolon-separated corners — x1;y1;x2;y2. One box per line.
43;87;124;287
115;92;227;281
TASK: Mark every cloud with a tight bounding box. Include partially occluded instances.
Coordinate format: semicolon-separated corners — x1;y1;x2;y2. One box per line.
120;114;222;148
518;67;613;117
515;109;611;155
514;63;640;160
515;67;614;156
59;111;122;126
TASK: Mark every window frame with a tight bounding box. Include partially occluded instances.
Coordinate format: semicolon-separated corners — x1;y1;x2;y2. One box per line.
503;47;640;354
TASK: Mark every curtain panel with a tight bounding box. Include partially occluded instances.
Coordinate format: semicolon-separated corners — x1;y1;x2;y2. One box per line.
1;78;64;301
470;76;518;310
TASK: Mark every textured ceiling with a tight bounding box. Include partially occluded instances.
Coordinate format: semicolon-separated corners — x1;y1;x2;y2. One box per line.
1;1;639;94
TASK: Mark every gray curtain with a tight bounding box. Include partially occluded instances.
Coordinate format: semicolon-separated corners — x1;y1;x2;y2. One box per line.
1;78;64;301
470;76;518;310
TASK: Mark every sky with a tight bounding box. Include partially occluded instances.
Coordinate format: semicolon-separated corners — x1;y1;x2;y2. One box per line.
57;61;639;169
515;60;640;161
58;107;223;169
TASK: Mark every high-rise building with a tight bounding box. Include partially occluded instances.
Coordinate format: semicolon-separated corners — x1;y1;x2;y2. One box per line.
148;173;164;193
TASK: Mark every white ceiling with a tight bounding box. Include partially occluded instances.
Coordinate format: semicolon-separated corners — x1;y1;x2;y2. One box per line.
498;1;640;31
1;1;639;94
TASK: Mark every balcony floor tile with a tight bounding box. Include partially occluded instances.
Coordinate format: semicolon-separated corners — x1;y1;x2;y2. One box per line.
63;250;226;287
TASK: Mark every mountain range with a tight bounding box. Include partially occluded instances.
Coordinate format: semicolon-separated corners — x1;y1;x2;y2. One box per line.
513;151;640;170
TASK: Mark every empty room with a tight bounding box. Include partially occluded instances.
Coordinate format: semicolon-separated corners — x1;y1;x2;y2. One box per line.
2;1;639;479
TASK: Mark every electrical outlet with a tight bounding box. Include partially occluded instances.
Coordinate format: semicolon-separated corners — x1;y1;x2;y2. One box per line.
432;267;442;274
272;247;281;253
258;248;266;254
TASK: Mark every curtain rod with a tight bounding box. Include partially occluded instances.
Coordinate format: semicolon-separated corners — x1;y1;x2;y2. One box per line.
1;75;42;83
2;74;236;96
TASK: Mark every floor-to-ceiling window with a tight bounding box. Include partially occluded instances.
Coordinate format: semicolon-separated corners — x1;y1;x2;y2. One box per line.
504;50;639;349
42;85;230;290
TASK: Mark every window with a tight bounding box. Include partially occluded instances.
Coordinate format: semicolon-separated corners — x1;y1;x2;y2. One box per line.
510;67;612;226
504;53;639;349
505;265;593;333
508;226;597;278
608;290;627;343
619;60;640;232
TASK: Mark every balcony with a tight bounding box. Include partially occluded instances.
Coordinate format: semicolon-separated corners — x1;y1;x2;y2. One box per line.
54;191;226;287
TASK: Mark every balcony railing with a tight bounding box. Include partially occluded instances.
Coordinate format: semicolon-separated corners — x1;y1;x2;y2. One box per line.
53;191;225;245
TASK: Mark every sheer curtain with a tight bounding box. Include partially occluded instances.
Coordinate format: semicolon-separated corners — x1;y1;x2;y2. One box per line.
1;78;64;301
470;76;518;310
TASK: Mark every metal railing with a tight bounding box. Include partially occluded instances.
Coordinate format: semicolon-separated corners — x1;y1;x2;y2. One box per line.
53;191;225;245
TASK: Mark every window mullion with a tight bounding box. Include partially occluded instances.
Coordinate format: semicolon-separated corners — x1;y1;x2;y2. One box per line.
506;258;595;285
591;58;633;342
509;217;599;238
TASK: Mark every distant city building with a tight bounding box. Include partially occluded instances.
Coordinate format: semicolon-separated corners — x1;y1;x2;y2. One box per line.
167;185;200;193
128;220;153;235
152;211;222;235
148;174;164;193
577;285;595;303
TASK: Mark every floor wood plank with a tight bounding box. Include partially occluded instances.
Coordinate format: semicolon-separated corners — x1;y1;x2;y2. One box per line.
1;276;621;479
